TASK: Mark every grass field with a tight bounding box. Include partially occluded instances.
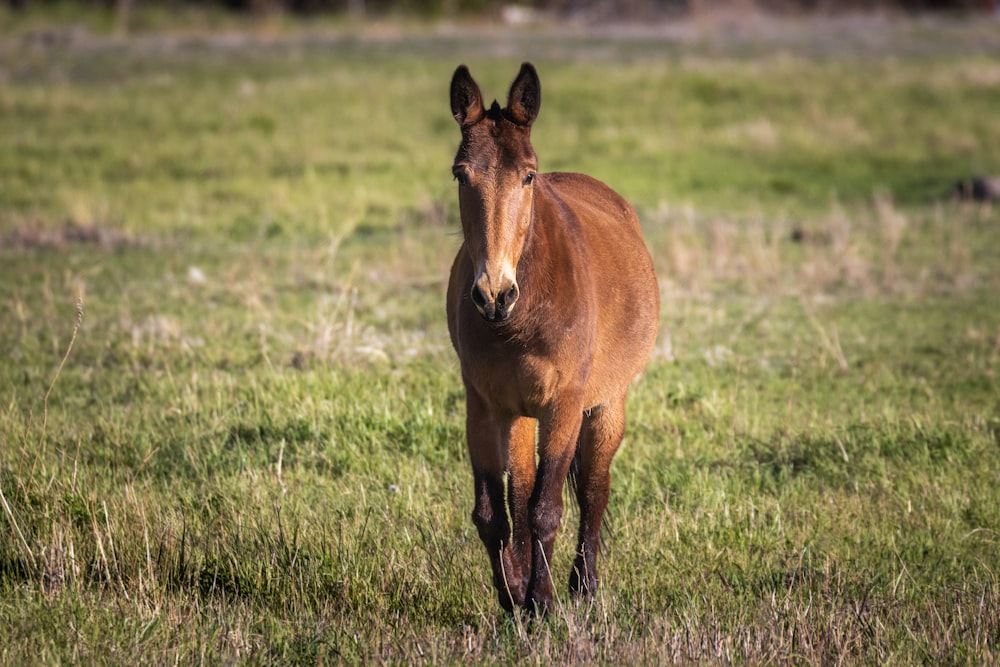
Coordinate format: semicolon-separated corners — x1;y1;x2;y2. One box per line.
2;12;1000;664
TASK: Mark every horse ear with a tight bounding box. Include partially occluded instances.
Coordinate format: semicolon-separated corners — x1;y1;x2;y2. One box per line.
451;65;485;127
506;62;541;127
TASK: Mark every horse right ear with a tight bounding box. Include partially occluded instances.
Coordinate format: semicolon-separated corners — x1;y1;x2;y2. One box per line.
451;65;485;127
506;62;540;127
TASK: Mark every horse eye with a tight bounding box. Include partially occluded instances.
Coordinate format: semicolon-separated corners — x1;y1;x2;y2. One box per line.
522;172;535;186
453;169;469;187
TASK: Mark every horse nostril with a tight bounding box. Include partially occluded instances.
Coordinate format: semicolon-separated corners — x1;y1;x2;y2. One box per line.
498;283;519;310
471;284;488;310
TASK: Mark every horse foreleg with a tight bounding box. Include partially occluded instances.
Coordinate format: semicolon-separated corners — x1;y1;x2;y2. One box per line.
470;471;520;612
467;391;530;612
569;393;626;597
506;417;537;606
526;402;584;615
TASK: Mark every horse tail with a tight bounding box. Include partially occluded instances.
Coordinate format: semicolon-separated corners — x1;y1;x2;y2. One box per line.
566;444;581;504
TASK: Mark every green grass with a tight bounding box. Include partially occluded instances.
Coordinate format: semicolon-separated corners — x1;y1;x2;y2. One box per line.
2;16;1000;664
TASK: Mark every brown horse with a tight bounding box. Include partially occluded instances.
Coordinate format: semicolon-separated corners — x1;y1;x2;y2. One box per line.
447;62;659;615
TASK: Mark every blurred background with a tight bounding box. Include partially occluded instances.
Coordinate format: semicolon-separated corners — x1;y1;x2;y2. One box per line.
4;0;999;25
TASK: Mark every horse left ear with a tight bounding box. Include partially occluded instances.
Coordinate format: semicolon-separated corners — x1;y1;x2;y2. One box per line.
506;62;541;127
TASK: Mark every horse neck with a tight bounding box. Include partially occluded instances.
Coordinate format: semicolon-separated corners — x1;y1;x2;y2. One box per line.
511;186;576;326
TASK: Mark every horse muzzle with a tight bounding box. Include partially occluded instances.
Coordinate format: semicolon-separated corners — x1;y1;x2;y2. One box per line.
471;274;519;323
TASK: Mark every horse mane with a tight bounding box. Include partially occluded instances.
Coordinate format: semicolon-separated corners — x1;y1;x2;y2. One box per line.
487;100;503;122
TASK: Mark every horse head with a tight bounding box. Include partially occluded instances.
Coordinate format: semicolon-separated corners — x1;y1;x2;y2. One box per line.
450;62;541;322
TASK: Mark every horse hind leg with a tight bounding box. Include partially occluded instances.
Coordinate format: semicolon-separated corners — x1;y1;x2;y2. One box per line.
569;393;627;597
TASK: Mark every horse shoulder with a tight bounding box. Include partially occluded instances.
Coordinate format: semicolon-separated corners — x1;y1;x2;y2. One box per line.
539;172;641;233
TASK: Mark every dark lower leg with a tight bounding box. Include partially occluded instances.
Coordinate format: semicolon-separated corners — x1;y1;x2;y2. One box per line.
526;452;577;614
569;399;624;597
570;470;608;596
471;473;521;611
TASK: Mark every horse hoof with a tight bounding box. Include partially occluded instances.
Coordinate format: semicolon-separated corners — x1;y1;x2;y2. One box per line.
524;592;552;618
495;575;527;612
569;563;598;597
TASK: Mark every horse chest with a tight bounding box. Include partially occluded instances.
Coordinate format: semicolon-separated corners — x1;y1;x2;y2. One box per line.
461;321;591;417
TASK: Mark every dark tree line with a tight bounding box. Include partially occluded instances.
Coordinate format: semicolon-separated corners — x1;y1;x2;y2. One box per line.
7;0;997;16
